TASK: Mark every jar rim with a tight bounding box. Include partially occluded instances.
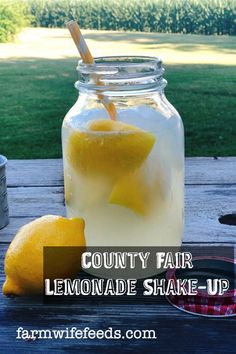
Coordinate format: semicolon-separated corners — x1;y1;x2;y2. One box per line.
76;55;166;95
77;55;163;75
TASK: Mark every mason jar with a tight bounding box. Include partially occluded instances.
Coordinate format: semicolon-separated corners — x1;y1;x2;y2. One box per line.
62;56;184;247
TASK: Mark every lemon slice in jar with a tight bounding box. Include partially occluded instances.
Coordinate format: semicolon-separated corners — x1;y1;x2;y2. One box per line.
109;168;160;216
109;170;150;215
67;119;156;180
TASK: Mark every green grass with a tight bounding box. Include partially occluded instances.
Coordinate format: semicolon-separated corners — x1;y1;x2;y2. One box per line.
165;65;236;156
0;31;235;158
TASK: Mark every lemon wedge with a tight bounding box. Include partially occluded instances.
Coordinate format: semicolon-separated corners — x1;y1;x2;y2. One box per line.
109;170;159;216
67;119;156;179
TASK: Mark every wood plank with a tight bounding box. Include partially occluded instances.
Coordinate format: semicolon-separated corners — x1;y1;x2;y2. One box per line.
185;157;236;185
0;303;234;353
6;159;64;187
0;184;235;243
1;215;235;244
5;157;236;187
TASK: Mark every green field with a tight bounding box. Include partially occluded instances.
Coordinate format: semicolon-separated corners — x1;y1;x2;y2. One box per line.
0;29;235;158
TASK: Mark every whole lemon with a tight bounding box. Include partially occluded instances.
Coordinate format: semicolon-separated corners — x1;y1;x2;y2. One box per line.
2;215;85;296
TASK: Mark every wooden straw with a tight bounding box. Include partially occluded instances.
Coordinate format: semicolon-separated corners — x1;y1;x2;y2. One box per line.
67;21;116;120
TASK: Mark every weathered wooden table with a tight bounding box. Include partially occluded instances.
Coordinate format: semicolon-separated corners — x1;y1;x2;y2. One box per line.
0;158;235;353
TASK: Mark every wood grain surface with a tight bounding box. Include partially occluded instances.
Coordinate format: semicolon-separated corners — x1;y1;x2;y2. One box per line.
0;158;235;353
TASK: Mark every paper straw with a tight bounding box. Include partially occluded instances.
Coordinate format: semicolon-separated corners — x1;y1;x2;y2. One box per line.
67;21;116;120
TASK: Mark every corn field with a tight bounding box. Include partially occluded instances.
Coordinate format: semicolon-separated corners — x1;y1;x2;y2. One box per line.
29;0;236;35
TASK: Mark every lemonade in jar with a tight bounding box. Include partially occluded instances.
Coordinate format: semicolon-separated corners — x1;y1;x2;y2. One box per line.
62;56;184;247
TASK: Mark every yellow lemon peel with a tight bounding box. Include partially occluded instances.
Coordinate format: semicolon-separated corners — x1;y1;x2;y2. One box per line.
109;170;159;216
3;215;85;296
67;119;156;179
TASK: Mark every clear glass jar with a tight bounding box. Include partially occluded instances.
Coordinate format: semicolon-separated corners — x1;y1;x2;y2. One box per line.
62;56;184;247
